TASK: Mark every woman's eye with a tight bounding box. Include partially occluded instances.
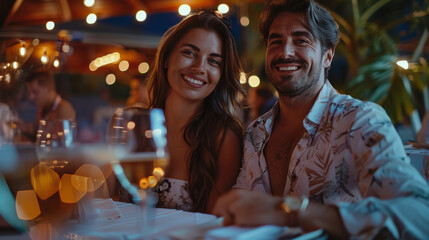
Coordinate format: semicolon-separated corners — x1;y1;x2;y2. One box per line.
208;58;221;66
183;50;196;57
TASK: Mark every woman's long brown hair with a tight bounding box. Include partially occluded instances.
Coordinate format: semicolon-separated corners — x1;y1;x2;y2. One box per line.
147;11;245;212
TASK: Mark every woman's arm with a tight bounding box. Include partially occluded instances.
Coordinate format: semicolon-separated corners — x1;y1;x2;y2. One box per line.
206;128;242;213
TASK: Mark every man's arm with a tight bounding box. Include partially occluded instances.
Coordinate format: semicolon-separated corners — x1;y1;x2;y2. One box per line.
213;190;349;239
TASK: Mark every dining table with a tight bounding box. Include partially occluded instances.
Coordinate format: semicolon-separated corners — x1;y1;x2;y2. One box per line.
0;143;325;240
2;199;326;240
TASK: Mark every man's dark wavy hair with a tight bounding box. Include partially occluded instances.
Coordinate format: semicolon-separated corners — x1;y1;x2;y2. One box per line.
259;0;339;52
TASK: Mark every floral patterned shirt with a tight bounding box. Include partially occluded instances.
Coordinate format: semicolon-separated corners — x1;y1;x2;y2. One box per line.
234;82;429;239
155;178;193;211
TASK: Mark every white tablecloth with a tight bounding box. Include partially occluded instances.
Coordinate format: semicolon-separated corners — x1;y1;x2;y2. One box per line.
54;201;324;240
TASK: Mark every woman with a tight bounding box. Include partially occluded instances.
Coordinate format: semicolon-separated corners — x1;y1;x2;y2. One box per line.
148;11;244;213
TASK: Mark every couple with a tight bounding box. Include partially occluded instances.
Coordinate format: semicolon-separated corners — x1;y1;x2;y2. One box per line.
136;0;429;239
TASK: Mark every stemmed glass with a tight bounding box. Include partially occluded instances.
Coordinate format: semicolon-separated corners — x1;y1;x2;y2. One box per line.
107;107;168;238
28;119;82;236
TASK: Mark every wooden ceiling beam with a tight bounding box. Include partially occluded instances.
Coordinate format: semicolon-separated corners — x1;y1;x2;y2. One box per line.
124;0;148;13
57;0;72;22
3;0;24;26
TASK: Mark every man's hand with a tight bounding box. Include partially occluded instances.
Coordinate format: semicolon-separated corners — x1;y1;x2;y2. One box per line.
213;189;293;226
213;190;349;239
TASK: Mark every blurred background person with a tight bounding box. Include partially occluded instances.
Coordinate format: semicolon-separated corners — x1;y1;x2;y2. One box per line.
417;111;429;144
0;102;15;144
245;84;277;126
125;74;149;108
19;69;76;141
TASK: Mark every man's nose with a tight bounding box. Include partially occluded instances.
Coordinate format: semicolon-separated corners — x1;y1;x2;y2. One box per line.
281;42;295;58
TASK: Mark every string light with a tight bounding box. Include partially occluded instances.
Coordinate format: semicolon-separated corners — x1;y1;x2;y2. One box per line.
46;21;55;30
240;16;250;27
61;42;70;53
19;43;26;57
41;50;49;65
136;10;147;22
86;13;97;24
248;75;260;87
53;58;60;68
105;73;116;85
84;0;95;7
119;60;129;71
12;61;19;69
218;4;229;14
239;72;247;84
178;4;191;16
138;62;149;73
5;74;11;83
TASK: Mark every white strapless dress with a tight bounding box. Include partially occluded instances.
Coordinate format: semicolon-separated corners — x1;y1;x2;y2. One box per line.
154;178;194;211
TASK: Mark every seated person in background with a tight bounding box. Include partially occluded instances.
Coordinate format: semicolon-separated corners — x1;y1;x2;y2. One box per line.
417;111;429;144
214;0;429;239
125;74;150;108
0;103;15;144
245;84;277;126
20;69;76;140
148;10;244;213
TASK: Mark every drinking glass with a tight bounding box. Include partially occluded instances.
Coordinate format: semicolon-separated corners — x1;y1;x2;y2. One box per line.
107;107;168;238
29;119;88;237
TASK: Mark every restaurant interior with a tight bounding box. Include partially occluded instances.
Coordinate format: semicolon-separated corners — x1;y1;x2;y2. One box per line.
1;0;428;141
1;0;429;239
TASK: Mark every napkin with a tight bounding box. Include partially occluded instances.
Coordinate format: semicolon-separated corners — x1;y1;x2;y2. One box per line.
205;226;324;240
205;225;284;240
93;198;122;220
78;198;121;223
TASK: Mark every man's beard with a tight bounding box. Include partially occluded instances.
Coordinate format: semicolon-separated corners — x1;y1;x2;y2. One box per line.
266;60;323;97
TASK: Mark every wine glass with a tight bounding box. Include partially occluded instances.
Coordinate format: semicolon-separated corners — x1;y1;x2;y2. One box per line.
28;119;90;237
107;107;168;238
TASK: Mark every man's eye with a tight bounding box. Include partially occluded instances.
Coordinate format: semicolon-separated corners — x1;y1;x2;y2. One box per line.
269;40;282;46
296;39;310;44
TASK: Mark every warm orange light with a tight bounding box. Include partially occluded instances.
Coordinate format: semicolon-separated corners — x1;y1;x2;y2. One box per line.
75;164;106;192
139;178;149;189
138;62;149;73
178;4;191;16
31;163;60;200
147;176;158;188
16;190;41;220
153;167;165;179
59;174;88;203
136;10;147;22
127;121;136;130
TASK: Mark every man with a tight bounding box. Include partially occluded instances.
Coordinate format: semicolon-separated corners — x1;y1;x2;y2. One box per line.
213;0;429;239
22;70;76;140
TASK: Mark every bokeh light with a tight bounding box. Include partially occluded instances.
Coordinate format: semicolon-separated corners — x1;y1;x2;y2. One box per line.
248;75;260;88
136;10;147;22
178;4;191;16
218;4;229;14
86;13;97;24
46;21;55;30
138;62;149;73
106;73;116;85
